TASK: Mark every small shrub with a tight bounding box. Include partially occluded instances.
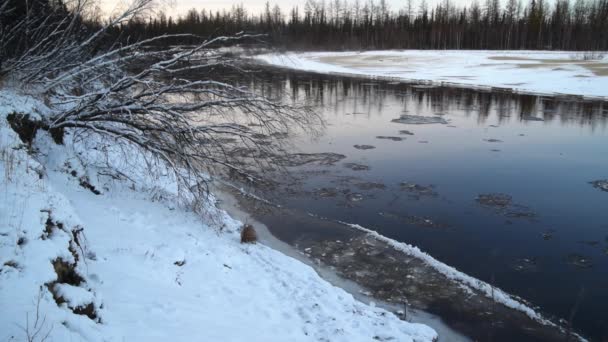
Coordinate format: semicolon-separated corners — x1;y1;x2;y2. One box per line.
240;224;258;244
1;147;16;181
6;113;40;146
570;52;606;61
6;112;64;146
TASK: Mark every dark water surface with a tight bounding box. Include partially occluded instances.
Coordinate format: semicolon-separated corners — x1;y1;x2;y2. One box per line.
239;69;608;340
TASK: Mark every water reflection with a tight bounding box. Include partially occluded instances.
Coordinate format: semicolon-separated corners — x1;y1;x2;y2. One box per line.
249;70;608;132
242;68;608;341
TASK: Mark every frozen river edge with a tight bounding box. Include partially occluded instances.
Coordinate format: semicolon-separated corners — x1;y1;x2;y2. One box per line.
253;50;608;100
226;185;589;342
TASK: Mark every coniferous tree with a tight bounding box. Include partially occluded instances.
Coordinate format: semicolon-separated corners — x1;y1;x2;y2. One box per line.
108;0;608;51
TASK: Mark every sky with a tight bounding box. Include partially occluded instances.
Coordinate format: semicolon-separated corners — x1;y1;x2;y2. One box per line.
100;0;474;18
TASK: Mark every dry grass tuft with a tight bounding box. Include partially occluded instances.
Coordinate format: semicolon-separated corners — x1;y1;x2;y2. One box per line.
240;224;258;244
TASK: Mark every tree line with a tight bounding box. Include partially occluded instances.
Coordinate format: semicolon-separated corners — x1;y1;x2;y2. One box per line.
113;0;608;50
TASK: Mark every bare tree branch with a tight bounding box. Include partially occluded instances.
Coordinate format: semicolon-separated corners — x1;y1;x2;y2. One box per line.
1;0;321;212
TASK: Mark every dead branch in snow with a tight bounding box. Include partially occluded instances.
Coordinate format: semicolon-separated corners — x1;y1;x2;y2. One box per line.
17;287;53;342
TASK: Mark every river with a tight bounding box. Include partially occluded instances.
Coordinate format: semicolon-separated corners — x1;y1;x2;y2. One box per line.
223;67;608;341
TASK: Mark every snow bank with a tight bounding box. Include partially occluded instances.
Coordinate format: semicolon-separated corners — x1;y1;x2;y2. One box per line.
343;223;587;342
0;90;436;341
254;50;608;98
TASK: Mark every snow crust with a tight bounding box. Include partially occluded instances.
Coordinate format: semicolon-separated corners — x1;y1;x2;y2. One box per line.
343;223;587;342
254;50;608;98
0;90;436;341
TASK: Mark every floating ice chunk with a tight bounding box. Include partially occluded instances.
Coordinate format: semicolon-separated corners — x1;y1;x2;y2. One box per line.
391;114;448;125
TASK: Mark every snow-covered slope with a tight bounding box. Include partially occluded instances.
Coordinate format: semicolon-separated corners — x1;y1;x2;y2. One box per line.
254;50;608;98
0;90;436;341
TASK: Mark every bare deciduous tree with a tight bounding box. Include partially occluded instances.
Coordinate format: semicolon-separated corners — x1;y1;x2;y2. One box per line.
1;0;320;210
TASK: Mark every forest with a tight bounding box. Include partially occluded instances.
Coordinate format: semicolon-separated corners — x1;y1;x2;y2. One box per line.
115;0;608;51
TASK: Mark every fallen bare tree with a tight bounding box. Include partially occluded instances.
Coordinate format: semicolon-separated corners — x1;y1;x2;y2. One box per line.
1;0;320;209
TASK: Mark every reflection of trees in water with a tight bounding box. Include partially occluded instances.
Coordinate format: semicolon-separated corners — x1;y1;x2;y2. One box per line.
248;69;607;130
518;95;538;120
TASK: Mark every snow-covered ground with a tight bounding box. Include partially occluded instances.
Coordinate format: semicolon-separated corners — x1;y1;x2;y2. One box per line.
254;50;608;98
0;90;436;341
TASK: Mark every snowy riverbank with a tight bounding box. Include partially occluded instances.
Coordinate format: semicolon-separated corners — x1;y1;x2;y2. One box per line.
254;50;608;98
0;90;436;341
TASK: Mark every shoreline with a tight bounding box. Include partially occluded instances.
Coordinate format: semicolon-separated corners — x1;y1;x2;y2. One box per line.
213;184;470;342
215;183;588;342
251;50;608;101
